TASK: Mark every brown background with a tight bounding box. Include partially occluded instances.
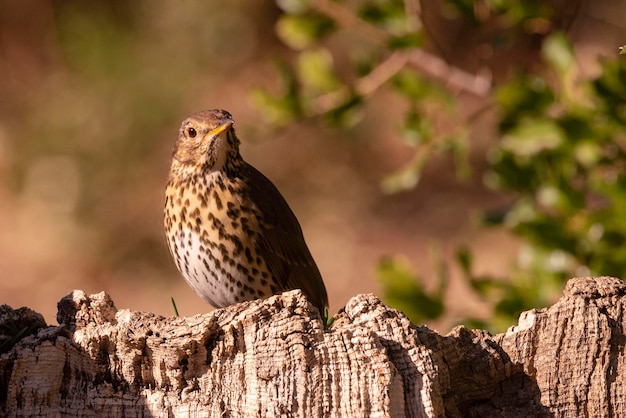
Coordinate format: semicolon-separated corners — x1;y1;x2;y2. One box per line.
0;0;623;330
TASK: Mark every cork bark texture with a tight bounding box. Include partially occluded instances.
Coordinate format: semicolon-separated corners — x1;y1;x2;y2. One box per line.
1;276;625;417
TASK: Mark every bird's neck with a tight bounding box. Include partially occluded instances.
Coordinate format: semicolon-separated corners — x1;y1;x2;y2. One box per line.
168;157;244;187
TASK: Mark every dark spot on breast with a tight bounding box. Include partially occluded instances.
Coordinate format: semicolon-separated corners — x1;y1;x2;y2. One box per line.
232;237;244;254
180;207;187;223
213;190;223;210
236;264;249;275
212;217;224;231
226;202;240;220
216;176;226;192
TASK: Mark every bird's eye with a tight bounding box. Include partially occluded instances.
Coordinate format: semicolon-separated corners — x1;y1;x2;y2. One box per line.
187;127;197;138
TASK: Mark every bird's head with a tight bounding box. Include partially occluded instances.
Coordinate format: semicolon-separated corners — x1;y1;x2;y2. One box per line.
170;109;241;179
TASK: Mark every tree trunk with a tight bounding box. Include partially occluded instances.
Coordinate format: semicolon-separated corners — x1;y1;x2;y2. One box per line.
1;276;625;417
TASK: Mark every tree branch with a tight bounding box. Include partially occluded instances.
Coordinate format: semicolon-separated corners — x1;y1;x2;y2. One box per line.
311;51;408;115
309;0;492;98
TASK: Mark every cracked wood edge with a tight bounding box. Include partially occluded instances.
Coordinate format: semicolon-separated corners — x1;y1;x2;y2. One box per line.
1;276;625;417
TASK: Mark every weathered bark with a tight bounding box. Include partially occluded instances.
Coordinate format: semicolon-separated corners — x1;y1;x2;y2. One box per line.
1;276;625;417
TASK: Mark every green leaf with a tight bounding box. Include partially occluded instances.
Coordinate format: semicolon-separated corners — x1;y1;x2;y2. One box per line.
249;60;303;126
325;93;364;127
297;48;341;93
275;14;335;50
495;75;554;130
500;119;564;157
358;1;412;35
469;276;510;297
388;32;424;50
401;109;432;145
456;246;473;275
381;164;421;193
377;257;444;322
542;32;575;75
392;69;432;100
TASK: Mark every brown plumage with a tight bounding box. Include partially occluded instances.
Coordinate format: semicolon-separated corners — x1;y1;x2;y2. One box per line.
164;109;328;316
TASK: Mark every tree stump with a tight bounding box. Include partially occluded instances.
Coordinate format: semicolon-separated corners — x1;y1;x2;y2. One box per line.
1;276;625;417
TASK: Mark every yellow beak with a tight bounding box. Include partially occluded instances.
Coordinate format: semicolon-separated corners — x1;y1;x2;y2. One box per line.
205;119;234;139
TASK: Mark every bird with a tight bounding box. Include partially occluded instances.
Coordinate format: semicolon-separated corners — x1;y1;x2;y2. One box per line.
164;109;329;319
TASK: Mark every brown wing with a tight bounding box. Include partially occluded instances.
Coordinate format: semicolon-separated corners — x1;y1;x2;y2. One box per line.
241;162;329;314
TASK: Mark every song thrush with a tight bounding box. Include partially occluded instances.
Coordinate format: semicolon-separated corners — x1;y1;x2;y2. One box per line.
164;109;329;318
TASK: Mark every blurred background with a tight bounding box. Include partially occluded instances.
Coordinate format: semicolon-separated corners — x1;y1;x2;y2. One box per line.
1;0;625;331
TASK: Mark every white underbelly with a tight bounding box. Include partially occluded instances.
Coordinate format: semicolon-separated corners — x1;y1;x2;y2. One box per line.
170;228;242;308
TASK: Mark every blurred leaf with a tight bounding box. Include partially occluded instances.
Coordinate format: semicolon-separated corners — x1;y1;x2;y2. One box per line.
276;14;335;50
358;0;412;35
388;32;424;50
446;132;472;181
481;208;508;226
494;290;527;319
446;0;481;24
392;69;449;103
325;93;364;127
381;162;422;193
495;75;554;130
400;109;432;145
542;32;575;74
250;59;303;126
297;48;341;93
377;257;444;322
456;246;473;276
462;318;491;330
500;119;564;157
